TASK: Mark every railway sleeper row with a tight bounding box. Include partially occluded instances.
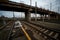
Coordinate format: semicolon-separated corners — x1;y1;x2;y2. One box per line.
22;21;60;40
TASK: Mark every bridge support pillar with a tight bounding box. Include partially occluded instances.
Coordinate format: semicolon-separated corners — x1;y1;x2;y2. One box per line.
42;14;45;22
35;14;37;21
45;15;46;20
40;14;45;22
56;15;58;20
48;14;50;20
25;11;31;21
40;15;43;20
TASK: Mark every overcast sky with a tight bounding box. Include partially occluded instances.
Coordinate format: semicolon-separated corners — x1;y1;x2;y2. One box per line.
0;0;60;17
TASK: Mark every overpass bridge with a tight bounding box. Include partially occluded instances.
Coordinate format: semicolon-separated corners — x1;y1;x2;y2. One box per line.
0;0;60;21
0;0;60;40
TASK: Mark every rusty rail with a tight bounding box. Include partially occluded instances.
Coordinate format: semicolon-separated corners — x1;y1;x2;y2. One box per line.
23;21;60;40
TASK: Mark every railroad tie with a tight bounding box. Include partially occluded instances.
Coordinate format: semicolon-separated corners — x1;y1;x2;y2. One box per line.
35;27;40;30
40;29;46;32
35;31;39;34
44;36;47;40
53;33;59;39
43;30;49;33
39;33;42;36
48;32;54;36
39;28;42;30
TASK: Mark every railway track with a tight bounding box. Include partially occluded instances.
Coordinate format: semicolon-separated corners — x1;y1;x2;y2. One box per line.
0;21;28;40
0;21;13;30
0;21;14;40
0;20;32;40
22;21;60;40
